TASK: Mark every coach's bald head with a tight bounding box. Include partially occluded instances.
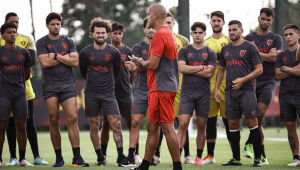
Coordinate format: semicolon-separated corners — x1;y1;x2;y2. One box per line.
148;4;167;19
147;4;167;29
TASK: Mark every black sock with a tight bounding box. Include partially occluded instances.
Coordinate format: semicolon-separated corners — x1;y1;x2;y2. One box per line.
229;130;240;161
184;130;190;157
7;117;17;159
294;155;300;160
128;147;135;158
26;100;39;158
261;145;266;157
197;149;203;158
136;143;139;155
101;144;107;156
250;127;261;159
222;118;230;142
245;134;252;145
0;150;2;162
155;130;163;157
19;149;25;162
173;161;182;170
179;148;182;156
72;147;80;160
95;149;104;160
117;147;123;158
140;159;150;170
55;149;63;161
207;142;215;156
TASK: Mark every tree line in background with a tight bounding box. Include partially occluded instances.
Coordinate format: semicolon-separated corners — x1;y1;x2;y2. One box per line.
32;0;300;80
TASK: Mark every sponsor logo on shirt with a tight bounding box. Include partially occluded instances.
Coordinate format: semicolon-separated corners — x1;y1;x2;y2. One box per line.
189;61;206;66
90;65;109;71
3;64;22;71
226;59;244;66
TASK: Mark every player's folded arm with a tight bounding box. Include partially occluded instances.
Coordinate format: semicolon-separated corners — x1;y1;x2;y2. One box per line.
38;53;60;68
56;52;79;67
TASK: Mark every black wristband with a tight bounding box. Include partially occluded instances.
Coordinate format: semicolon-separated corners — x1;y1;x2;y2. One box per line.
54;53;57;59
137;59;143;67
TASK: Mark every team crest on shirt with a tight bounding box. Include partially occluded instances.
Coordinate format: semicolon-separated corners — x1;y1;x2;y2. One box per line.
202;53;208;60
89;56;95;61
18;55;23;62
142;50;148;55
63;43;68;49
267;39;273;46
188;53;193;58
240;50;246;57
121;55;127;61
225;51;229;57
1;56;7;61
20;41;26;46
282;57;287;62
221;42;227;47
105;54;111;62
47;44;52;49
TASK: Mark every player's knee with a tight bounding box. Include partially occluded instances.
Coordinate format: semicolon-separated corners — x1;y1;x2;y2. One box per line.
131;119;141;129
67;114;78;125
178;121;189;130
285;122;297;131
49;115;59;127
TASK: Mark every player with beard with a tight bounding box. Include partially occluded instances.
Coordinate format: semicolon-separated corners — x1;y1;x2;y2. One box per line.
0;23;32;166
79;18;128;167
126;4;182;170
243;8;283;164
36;12;88;167
215;20;263;167
100;22;134;161
202;11;230;165
0;12;48;166
275;24;300;167
126;18;156;166
153;12;193;165
177;22;216;166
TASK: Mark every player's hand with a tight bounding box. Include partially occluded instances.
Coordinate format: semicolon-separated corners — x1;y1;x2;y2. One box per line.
48;53;55;59
269;48;279;57
232;77;244;90
214;89;221;103
125;61;138;71
280;66;291;72
128;55;140;65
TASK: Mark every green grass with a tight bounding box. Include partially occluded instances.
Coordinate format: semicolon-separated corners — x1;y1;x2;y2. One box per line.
1;127;299;169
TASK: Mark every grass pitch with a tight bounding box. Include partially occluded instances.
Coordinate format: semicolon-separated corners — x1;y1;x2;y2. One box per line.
1;127;299;169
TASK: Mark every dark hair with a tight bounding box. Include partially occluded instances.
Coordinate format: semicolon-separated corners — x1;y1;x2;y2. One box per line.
228;20;242;28
167;12;174;22
211;11;224;21
143;18;148;28
5;12;18;22
191;22;206;31
89;17;111;36
112;22;124;32
283;24;299;33
1;23;17;35
46;12;62;24
260;8;273;17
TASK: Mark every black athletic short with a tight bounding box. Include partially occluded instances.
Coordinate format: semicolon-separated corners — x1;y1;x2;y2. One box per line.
256;80;276;106
279;94;300;122
0;95;27;120
43;83;76;103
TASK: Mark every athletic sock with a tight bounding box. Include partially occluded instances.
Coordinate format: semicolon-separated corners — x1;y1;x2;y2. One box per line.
294;155;300;160
245;133;252;145
155;131;163;157
72;147;80;160
229;130;240;160
261;145;266;157
19;149;25;162
135;143;139;155
140;159;150;170
101;144;107;156
184;130;190;157
222;118;230;141
128;147;135;158
55;149;63;162
197;149;203;158
173;161;182;170
117;147;123;158
95;149;104;160
250;127;261;159
0;150;2;162
207;142;215;156
180;148;183;156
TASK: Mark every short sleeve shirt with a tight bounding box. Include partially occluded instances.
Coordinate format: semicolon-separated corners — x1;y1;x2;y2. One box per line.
220;40;262;90
245;32;283;81
0;46;32;97
275;50;300;95
178;45;216;95
148;26;179;92
36;35;77;86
